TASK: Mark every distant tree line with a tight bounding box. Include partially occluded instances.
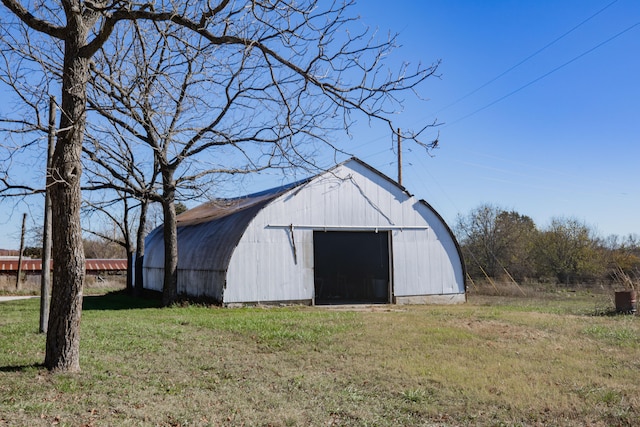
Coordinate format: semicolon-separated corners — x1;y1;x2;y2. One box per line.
455;204;640;286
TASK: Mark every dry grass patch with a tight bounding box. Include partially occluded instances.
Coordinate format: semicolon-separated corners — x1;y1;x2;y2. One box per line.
1;290;638;426
0;274;126;296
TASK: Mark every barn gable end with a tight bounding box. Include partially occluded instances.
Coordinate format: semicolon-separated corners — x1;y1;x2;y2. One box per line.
143;158;466;305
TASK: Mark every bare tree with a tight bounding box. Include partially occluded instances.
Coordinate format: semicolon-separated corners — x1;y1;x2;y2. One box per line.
82;191;138;290
85;12;439;306
456;204;537;280
81;126;160;296
0;0;439;371
456;204;504;278
533;217;603;284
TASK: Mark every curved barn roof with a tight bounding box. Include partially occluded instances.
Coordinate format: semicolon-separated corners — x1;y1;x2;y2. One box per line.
175;177;311;227
145;157;462;266
144;176;312;271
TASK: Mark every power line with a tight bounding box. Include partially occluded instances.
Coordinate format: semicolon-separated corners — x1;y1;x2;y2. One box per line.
431;0;621;118
446;20;640;128
353;1;631;162
344;3;638;195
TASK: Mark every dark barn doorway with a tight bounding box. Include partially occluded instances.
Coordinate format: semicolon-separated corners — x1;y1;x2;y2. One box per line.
313;231;390;304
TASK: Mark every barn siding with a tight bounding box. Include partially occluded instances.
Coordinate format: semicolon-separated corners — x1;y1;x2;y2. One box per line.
391;201;465;297
144;267;163;293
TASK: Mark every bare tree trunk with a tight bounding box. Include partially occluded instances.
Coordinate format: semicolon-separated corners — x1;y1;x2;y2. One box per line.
122;197;134;293
134;199;148;297
16;212;26;290
161;170;178;306
126;250;134;292
44;41;89;373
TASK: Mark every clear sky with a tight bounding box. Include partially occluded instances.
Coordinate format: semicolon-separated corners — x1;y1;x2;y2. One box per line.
0;0;638;249
334;0;639;239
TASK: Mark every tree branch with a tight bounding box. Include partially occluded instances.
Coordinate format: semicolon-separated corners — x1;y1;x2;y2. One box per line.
0;0;66;39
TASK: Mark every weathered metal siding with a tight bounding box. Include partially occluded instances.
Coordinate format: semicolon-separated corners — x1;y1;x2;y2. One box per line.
143;227;167;293
143;267;164;292
223;160;465;304
143;201;272;300
391;217;464;297
224;226;314;303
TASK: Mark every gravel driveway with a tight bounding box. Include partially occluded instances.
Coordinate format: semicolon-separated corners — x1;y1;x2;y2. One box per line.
0;296;38;302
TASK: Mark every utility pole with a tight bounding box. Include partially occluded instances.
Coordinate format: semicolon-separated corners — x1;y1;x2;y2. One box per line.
397;128;402;186
40;96;55;333
16;213;27;290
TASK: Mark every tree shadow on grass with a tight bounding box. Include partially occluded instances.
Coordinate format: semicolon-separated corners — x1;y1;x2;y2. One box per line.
0;363;44;373
82;290;162;311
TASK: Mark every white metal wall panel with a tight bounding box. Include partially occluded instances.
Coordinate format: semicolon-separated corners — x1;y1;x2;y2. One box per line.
144;268;164;292
394;230;464;296
224;227;313;303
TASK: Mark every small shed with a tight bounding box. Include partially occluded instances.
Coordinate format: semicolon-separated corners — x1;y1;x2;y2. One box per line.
143;158;465;305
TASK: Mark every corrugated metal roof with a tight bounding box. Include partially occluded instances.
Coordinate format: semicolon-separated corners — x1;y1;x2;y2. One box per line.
171;157;401;229
0;259;127;273
175;178;310;227
144;177;313;273
0;259;44;272
168;157;389;232
85;259;128;271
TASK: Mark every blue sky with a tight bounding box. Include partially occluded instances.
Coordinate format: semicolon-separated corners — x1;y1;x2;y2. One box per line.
0;0;638;249
333;0;640;239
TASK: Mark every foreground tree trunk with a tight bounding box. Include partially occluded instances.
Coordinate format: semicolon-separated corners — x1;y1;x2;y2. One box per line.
44;29;89;373
134;199;149;296
161;170;178;306
126;250;134;292
122;198;134;293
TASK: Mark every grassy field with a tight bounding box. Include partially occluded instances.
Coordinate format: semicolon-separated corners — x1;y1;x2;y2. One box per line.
0;287;638;426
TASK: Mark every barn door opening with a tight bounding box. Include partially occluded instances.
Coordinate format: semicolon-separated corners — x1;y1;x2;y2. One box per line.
313;231;390;305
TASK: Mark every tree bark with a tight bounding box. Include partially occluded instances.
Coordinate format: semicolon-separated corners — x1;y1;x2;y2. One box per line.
122;197;134;293
44;30;89;373
134;198;148;297
126;250;134;293
161;171;178;306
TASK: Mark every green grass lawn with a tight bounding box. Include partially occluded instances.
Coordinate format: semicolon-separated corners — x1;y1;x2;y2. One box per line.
1;290;638;426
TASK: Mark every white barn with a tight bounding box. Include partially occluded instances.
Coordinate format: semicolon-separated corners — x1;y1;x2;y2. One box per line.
143;158;466;305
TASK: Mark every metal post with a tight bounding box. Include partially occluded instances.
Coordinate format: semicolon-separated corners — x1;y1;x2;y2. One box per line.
397;128;402;186
16;213;27;290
